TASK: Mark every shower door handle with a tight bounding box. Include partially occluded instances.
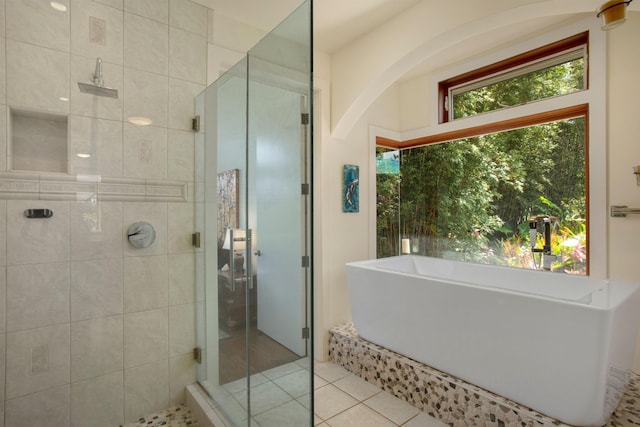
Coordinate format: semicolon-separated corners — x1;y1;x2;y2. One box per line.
254;250;262;256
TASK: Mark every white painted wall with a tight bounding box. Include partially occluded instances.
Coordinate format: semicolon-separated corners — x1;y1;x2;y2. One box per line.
314;84;400;358
329;0;623;140
607;12;640;373
318;5;640;376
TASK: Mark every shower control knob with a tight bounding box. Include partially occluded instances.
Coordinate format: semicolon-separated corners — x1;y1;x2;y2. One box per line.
127;222;156;249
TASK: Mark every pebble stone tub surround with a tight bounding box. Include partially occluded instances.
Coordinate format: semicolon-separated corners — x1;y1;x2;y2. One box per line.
329;323;640;427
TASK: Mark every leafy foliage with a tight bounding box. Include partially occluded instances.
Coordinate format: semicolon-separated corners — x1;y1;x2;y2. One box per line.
452;58;584;119
377;59;587;274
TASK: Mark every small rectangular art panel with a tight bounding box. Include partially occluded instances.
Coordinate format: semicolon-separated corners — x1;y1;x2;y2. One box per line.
217;169;239;247
343;164;359;213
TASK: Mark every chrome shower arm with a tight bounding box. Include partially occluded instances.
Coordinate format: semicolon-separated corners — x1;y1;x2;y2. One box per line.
91;57;104;87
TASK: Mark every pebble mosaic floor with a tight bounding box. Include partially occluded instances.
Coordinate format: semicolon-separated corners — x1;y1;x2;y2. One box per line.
121;405;198;426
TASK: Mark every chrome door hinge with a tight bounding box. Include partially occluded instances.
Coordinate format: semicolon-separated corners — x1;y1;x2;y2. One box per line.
192;115;201;132
302;255;310;268
193;347;202;364
192;232;201;248
301;113;309;125
301;183;310;195
302;327;310;339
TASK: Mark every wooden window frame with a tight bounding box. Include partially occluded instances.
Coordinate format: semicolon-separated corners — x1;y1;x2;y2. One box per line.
437;31;589;124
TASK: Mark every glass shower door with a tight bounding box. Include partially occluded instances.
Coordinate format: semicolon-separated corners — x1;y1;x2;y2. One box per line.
195;58;250;426
195;1;312;425
245;1;313;420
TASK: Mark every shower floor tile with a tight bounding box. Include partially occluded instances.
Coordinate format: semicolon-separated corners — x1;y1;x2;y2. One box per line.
121;404;198;426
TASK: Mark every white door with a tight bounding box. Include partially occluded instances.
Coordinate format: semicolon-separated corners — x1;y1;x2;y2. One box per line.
250;82;307;356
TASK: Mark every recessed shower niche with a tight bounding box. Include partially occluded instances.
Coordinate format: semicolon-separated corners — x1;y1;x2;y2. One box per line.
10;108;68;173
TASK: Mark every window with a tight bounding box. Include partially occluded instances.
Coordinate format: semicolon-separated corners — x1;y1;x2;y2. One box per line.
377;31;592;275
377;117;586;274
438;32;588;123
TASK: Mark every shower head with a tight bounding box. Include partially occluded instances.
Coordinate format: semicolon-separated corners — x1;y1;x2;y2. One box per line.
77;57;118;98
78;82;118;98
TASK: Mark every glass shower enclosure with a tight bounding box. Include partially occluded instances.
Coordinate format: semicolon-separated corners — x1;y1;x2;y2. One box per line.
194;2;313;425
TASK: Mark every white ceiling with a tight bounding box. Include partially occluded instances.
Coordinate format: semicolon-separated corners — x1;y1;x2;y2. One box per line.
192;0;423;53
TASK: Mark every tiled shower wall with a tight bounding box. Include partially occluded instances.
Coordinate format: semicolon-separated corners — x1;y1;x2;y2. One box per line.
0;0;207;425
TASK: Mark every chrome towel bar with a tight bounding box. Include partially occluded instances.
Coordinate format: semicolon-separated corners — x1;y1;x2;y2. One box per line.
610;205;640;217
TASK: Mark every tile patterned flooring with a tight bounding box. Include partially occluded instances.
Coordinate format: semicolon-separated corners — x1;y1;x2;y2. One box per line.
135;360;447;426
133;360;640;426
312;361;447;427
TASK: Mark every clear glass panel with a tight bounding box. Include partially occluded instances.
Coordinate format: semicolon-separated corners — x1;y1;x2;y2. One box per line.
197;58;251;426
386;117;586;274
247;1;312;424
452;50;585;120
196;1;313;425
376;147;400;258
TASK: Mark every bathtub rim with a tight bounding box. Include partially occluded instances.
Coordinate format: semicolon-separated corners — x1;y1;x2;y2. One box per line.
346;255;631;310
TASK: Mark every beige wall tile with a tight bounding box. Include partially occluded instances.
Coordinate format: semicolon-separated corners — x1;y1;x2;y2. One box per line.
123;308;168;368
207;8;214;44
0;334;5;406
68;115;123;177
71;0;124;65
71;55;123;121
0;0;5;37
6;263;70;332
0;106;6;172
195;252;204;302
169;353;196;405
169;303;195;357
168;79;204;131
71;258;123;321
71;316;123;382
195;131;205;184
124;68;168;127
6;0;70;52
0;268;5;335
124;359;169;422
6;40;70;114
93;0;123;9
5;384;70;427
70;201;123;261
169;28;206;84
0;39;5;105
123;123;168;180
123;255;168;312
168;130;195;181
124;0;168;24
169;0;207;37
168;253;195;305
6;324;70;399
124;12;168;75
0;201;6;266
168;202;194;254
6;200;69;265
71;372;124;427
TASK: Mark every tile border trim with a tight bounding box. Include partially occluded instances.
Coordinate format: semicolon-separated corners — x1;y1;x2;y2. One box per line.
0;172;188;202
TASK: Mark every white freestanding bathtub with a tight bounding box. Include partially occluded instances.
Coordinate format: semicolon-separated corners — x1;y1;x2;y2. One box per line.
346;255;640;426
